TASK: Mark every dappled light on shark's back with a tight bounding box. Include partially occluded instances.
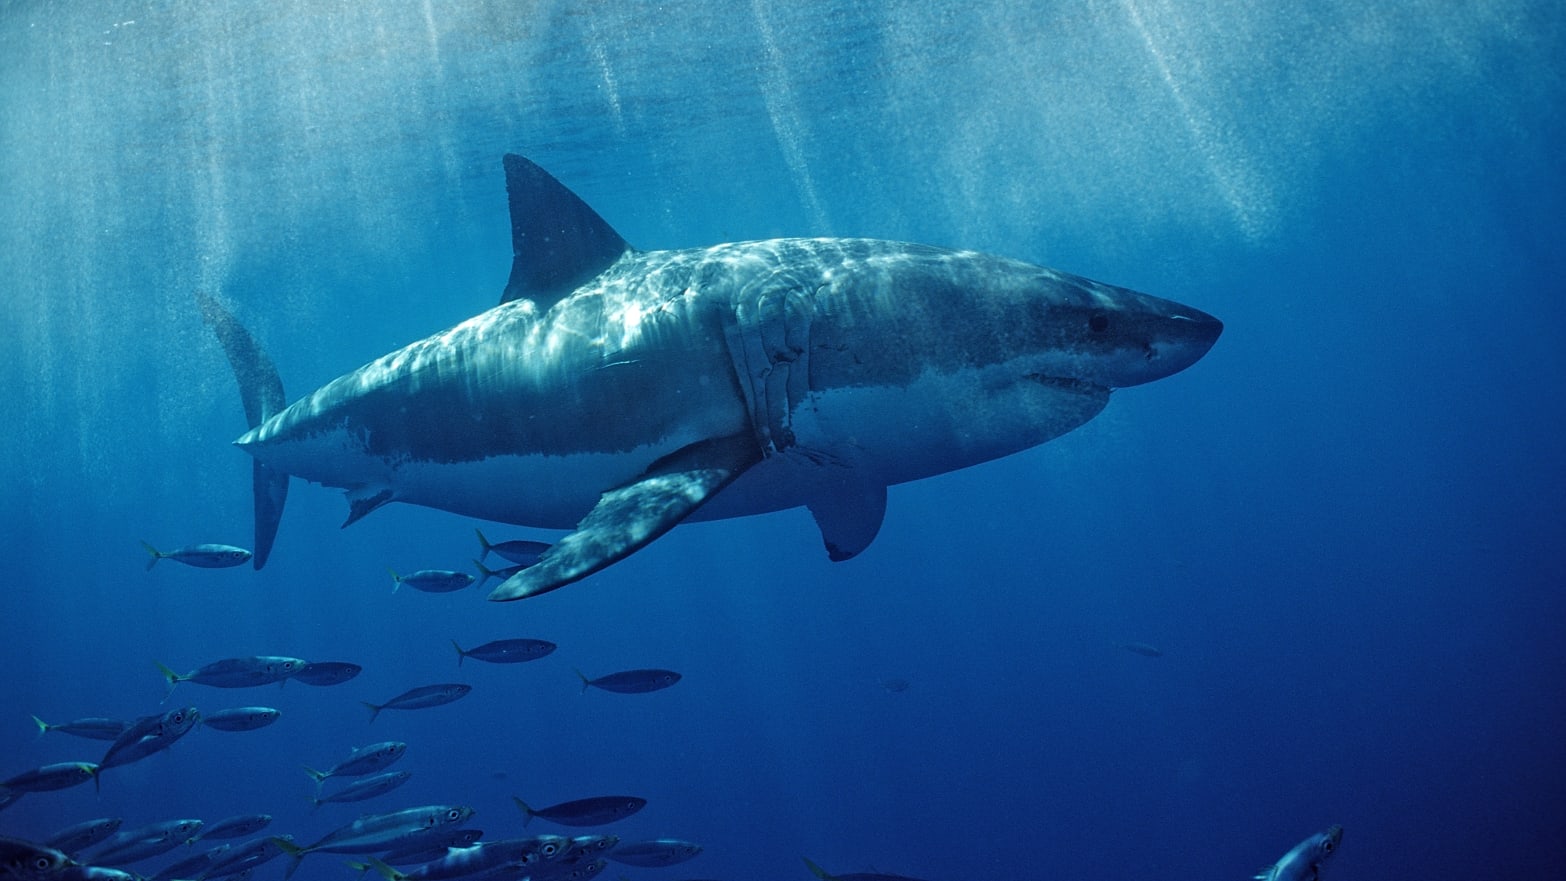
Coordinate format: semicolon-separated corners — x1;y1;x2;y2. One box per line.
202;154;1221;603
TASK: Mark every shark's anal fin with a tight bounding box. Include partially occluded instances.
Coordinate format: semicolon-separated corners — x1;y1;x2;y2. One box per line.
500;154;632;310
488;434;761;601
198;291;289;569
807;477;887;562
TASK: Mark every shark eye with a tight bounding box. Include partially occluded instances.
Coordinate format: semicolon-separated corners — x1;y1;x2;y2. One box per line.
1322;840;1335;853
1088;313;1109;333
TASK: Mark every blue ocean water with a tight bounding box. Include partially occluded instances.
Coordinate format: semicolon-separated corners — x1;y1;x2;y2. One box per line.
2;2;1562;880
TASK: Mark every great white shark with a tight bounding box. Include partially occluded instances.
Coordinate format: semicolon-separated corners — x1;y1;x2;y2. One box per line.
201;154;1222;601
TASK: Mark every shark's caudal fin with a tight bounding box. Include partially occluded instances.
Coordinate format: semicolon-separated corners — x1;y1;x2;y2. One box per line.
499;153;632;310
488;433;761;602
197;291;289;569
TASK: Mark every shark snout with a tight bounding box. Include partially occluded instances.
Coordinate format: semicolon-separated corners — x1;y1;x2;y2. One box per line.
1100;302;1222;389
1143;306;1222;384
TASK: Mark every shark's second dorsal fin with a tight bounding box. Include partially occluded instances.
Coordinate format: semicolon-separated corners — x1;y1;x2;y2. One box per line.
500;153;631;310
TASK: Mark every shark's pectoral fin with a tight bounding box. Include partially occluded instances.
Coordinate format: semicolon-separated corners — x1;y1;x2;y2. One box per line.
808;477;887;562
342;484;395;528
489;434;761;602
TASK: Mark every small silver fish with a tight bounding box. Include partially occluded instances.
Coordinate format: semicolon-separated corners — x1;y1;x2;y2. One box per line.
199;833;293;879
140;541;252;571
89;819;204;865
606;838;702;867
362;684;471;724
292;661;362;686
31;716;129;742
475;529;552;565
156;656;306;696
201;707;281;732
1;762;98;793
151;842;231;881
1119;641;1165;657
1255;825;1343;881
377;827;485;864
273;804;474;875
42;817;123;855
513;795;646;827
452;638;556;666
96;707;200;776
197;814;272;840
388;568;474;594
311;769;413;810
575;668;681;694
303;741;408;789
472;558;527;590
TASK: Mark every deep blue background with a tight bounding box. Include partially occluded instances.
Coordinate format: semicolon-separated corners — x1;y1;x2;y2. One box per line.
2;3;1562;880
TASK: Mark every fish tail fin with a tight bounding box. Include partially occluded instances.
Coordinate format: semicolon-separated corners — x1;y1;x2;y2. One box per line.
472;558;498;590
271;837;306;879
30;715;49;740
512;795;535;827
802;857;835;880
475;528;493;559
387;567;401;593
361;701;382;724
155;661;181;700
361;856;403;881
574;668;591;693
197;290;289;571
451;639;466;667
141;540;163;570
302;765;329;786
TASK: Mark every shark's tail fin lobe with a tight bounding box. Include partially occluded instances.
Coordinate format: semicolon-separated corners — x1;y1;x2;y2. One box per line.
250;461;288;569
197;290;289;569
499;154;631;311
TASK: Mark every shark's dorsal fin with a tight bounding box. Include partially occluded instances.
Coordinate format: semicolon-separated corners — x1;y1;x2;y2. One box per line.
500;154;631;310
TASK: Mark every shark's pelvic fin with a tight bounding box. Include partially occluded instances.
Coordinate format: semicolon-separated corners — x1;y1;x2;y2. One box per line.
198;291;289;569
807;478;887;562
488;433;762;601
500;153;632;310
342;484;396;528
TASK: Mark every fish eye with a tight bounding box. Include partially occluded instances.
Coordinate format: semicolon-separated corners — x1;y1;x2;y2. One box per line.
35;857;53;869
1323;840;1335;853
1089;313;1109;332
542;843;559;855
447;809;461;820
